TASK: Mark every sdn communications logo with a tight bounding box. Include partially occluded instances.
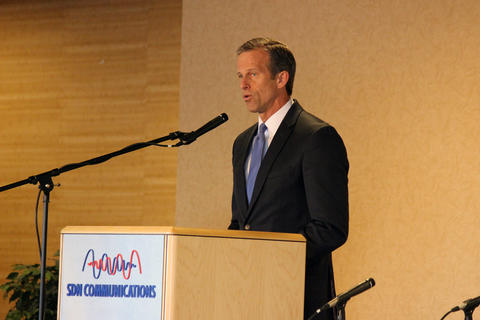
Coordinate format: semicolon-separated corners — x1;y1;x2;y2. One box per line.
65;249;157;299
82;249;142;280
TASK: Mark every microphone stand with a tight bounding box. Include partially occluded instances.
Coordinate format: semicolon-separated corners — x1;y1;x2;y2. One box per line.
307;301;347;320
336;303;346;320
0;130;189;320
464;309;474;320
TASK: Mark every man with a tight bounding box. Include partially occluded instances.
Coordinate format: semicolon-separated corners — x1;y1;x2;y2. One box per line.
229;37;349;320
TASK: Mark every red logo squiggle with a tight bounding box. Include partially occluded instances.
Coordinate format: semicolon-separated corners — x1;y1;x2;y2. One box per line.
82;249;142;280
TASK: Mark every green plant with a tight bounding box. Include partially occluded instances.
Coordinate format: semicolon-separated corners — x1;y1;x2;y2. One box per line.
0;252;59;320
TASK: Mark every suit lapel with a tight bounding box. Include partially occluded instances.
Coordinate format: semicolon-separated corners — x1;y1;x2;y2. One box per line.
246;101;303;216
234;124;257;217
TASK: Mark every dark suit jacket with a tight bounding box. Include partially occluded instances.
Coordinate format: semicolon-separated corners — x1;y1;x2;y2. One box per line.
229;100;349;320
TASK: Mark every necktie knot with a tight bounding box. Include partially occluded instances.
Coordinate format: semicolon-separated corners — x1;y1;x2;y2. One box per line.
257;123;267;146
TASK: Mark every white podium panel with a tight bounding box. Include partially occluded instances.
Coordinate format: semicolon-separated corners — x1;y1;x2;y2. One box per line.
59;232;165;319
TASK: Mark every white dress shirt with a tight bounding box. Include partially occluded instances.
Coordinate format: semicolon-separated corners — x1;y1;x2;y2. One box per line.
245;98;293;176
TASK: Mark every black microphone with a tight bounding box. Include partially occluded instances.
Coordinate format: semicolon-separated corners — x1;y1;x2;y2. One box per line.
177;113;228;145
453;296;480;312
440;296;480;320
324;278;375;309
310;278;375;319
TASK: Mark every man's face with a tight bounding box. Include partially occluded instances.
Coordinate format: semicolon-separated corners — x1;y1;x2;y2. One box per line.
236;49;280;115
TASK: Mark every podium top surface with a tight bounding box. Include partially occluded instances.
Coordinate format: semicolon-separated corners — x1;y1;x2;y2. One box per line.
61;226;306;243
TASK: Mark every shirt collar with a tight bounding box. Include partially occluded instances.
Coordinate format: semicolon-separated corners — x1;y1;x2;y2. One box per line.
257;98;293;145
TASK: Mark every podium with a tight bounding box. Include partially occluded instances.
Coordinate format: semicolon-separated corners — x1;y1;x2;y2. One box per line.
58;226;306;319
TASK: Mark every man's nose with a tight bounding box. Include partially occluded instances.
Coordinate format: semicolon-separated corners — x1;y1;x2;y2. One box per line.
240;77;250;89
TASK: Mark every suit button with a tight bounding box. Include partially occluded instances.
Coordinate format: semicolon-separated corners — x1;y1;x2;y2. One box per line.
244;224;250;230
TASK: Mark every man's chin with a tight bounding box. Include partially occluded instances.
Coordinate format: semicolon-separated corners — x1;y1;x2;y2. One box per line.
245;102;261;114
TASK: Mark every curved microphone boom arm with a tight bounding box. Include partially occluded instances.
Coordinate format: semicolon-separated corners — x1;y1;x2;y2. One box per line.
0;113;228;320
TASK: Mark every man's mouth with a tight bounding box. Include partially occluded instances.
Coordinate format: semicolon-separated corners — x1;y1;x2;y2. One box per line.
243;94;252;101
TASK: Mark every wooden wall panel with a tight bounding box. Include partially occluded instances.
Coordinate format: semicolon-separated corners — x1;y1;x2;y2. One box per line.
178;0;480;319
0;0;181;317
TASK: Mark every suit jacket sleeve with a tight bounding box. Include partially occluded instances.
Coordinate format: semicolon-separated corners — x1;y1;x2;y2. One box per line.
229;190;240;230
301;125;349;260
228;137;241;230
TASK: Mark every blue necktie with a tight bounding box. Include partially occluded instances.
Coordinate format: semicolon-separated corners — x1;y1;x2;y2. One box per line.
246;123;267;204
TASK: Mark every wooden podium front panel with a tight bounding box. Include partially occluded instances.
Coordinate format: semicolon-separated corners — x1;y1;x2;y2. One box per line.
58;227;306;320
164;234;306;320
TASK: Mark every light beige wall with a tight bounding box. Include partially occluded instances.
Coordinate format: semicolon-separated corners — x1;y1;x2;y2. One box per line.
178;0;480;319
0;0;181;317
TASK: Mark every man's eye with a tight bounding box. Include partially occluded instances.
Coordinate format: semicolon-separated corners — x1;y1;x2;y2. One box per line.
251;73;256;77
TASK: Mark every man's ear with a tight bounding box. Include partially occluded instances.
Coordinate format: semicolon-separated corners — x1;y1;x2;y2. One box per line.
276;70;289;89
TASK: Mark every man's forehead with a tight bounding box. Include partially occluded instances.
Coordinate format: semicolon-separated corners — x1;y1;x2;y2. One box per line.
237;49;270;70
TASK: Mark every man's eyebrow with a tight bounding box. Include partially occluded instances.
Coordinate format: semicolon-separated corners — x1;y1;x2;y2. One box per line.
237;68;257;74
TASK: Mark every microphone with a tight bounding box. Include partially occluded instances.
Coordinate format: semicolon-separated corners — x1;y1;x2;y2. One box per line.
324;278;375;309
177;113;228;145
308;278;375;320
440;296;480;320
453;296;480;312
